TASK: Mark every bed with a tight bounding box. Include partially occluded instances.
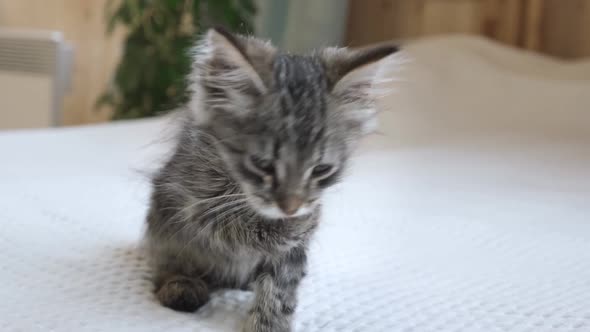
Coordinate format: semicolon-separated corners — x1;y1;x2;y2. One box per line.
1;36;589;331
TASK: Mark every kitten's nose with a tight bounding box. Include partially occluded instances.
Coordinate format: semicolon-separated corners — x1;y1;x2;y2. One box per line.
277;196;303;216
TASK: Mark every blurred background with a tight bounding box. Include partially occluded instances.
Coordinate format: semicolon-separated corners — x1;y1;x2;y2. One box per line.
0;0;589;129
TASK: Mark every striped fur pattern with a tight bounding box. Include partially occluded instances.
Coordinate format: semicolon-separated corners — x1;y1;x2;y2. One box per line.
145;28;399;332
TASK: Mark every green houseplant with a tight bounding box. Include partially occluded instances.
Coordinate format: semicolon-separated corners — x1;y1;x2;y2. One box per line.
98;0;256;120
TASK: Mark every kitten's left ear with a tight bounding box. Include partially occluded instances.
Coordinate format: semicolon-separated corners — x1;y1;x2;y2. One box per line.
322;44;399;96
320;44;401;133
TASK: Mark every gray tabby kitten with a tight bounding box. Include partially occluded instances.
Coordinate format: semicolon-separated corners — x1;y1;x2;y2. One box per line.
145;27;397;332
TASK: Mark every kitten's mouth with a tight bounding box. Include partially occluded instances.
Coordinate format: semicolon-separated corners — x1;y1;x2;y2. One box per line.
249;194;312;220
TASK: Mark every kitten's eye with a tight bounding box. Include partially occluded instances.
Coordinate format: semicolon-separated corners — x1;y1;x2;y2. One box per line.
250;155;275;174
311;164;333;178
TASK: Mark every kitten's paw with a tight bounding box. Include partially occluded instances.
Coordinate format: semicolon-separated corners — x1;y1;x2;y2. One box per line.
242;312;291;332
156;275;210;312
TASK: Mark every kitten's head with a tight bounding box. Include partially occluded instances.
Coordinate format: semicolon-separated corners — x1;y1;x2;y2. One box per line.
189;27;399;219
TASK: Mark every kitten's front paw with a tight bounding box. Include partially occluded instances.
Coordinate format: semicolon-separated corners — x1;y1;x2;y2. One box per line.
156;275;210;312
243;312;291;332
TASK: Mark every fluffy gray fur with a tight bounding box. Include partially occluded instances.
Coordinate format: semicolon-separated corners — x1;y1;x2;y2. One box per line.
145;27;398;332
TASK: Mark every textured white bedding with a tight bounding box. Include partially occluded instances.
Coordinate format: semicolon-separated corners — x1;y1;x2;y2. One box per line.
1;36;589;332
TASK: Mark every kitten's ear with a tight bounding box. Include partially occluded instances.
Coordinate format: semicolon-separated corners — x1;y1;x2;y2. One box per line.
320;44;400;134
189;27;276;122
322;44;399;96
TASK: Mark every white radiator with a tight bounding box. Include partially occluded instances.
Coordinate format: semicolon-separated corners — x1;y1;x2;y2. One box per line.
0;28;73;129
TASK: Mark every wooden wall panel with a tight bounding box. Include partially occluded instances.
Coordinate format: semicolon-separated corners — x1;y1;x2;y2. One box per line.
421;0;482;36
522;0;543;51
541;0;590;59
0;0;125;125
480;0;522;45
346;0;423;46
346;0;590;59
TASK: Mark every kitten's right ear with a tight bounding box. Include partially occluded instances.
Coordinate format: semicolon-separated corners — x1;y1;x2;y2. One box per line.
189;27;276;123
